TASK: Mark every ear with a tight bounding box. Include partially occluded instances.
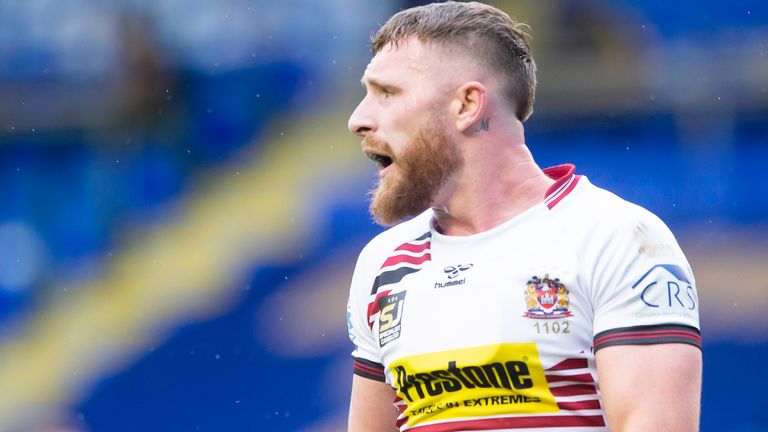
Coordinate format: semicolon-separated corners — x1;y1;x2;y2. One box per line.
452;81;487;133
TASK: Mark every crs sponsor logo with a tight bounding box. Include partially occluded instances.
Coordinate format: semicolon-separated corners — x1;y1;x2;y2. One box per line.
524;274;573;319
379;291;406;347
632;264;697;311
390;343;557;427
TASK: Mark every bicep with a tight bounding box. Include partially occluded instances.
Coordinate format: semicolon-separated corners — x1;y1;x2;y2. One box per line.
596;343;702;432
349;374;399;432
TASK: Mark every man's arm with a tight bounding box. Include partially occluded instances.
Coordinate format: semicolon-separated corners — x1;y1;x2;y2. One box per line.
349;374;399;431
596;343;702;432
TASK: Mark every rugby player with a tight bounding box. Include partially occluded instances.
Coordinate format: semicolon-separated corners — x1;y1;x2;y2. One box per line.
346;2;701;431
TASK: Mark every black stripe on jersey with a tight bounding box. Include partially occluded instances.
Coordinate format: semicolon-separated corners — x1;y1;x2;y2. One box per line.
369;232;431;295
414;231;431;242
593;324;701;352
370;266;421;295
353;356;386;382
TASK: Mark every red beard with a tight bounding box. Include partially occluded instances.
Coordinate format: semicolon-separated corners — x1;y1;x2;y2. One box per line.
368;118;462;226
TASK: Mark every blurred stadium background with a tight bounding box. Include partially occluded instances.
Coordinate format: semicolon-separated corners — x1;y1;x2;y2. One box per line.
0;0;765;431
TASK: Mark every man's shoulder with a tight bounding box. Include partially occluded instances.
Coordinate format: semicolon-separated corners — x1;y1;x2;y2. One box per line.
560;177;672;239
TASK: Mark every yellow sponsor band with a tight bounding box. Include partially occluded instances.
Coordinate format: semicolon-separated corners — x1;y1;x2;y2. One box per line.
390;343;557;427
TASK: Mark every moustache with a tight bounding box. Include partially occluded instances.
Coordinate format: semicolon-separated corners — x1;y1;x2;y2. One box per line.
362;136;394;155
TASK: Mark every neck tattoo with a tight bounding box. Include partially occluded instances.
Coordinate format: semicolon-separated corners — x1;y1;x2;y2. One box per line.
475;117;490;132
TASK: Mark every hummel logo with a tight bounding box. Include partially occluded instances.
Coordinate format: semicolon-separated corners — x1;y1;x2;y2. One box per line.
443;264;473;279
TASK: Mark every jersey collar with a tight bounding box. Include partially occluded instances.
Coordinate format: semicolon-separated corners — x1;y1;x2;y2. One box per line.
543;164;581;209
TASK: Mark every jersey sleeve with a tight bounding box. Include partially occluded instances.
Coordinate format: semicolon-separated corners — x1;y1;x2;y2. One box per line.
347;248;386;382
586;207;701;352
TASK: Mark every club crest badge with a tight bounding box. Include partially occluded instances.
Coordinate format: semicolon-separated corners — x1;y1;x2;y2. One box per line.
524;274;573;319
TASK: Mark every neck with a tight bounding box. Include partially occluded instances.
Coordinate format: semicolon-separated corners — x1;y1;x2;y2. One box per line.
431;133;554;236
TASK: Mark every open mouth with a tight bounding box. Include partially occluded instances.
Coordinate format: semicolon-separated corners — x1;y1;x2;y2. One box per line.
366;151;394;170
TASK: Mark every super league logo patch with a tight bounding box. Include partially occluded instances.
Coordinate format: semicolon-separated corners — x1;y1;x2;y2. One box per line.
523;274;573;319
379;291;406;347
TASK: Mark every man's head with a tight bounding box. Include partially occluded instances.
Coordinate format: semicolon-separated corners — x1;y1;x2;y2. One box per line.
349;1;536;226
373;1;537;122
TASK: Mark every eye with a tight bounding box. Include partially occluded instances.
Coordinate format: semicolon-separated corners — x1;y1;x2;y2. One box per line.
381;89;394;98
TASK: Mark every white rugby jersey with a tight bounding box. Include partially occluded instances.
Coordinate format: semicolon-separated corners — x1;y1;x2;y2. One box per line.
347;164;701;431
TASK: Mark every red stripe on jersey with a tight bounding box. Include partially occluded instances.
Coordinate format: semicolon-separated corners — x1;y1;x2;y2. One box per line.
595;330;702;346
381;252;432;269
546;175;581;209
406;414;605;431
354;362;385;379
546;358;588;371
366;289;391;328
396;416;409;428
557;399;602;411
545;372;595;384
550;384;598;397
543;164;575;202
394;241;431;254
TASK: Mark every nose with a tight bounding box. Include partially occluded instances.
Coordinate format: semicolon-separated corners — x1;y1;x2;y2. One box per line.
347;96;376;137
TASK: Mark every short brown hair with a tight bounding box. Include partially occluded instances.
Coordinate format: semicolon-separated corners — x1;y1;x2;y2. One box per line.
372;1;537;122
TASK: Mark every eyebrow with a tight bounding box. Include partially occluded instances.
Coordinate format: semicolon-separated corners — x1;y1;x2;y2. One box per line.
361;77;397;93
